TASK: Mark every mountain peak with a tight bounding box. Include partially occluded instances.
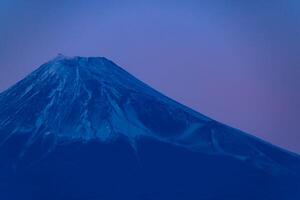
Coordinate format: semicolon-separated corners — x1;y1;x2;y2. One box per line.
53;53;107;62
1;56;300;200
0;55;210;143
1;56;300;196
33;55;128;85
45;54;109;72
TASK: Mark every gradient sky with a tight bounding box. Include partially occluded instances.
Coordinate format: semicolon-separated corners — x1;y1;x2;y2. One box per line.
0;0;299;153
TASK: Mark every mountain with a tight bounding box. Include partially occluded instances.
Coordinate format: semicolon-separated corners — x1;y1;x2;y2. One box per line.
0;55;299;200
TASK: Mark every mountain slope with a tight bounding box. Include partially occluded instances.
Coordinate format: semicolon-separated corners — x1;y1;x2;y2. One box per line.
0;55;299;200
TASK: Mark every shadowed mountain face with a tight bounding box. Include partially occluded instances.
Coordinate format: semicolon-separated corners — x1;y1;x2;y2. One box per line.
0;55;299;200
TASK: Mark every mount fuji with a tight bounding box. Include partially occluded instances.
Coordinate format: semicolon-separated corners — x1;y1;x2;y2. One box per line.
0;55;299;200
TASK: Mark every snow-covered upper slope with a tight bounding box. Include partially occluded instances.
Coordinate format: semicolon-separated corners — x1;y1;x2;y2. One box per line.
0;55;209;141
0;55;299;172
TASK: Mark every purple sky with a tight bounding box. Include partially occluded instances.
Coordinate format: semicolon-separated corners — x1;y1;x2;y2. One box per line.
0;0;299;153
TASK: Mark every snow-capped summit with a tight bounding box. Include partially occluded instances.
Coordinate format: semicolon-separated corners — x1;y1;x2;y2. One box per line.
0;55;210;144
0;56;299;200
0;55;299;162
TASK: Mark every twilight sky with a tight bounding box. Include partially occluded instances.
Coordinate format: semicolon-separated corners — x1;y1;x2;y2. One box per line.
0;0;299;153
